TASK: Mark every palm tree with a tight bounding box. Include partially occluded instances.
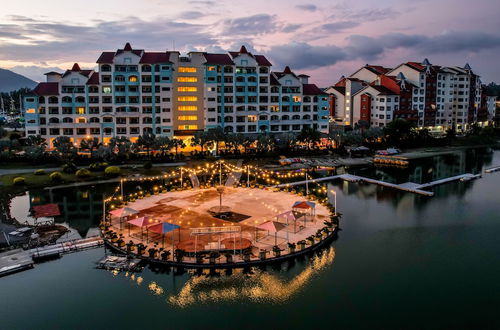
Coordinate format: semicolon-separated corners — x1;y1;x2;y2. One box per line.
206;127;226;154
191;131;210;153
79;137;101;157
170;138;186;157
53;136;76;162
156;136;171;153
297;126;321;150
136;133;157;159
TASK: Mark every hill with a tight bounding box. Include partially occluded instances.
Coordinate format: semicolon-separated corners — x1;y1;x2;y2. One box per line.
0;68;37;93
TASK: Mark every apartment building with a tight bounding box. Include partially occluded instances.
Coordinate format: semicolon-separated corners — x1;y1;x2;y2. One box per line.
326;60;495;132
23;43;329;147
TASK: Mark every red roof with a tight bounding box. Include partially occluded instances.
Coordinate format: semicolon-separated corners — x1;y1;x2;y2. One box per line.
203;53;234;65
32;203;60;218
406;62;426;72
86;72;100;85
370;85;398;95
255;55;272;66
139;52;171;64
239;45;248;54
71;63;81;71
302;84;326;95
33;82;59;96
96;52;115;63
124;42;132;51
364;65;391;75
283;66;292;74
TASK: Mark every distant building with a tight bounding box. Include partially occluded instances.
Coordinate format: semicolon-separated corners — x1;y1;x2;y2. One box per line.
326;60;496;133
23;43;329;147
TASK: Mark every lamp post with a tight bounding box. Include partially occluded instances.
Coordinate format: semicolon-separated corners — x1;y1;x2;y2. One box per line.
180;167;183;187
120;179;124;200
247;165;250;187
305;169;309;195
216;186;224;212
219;160;222;186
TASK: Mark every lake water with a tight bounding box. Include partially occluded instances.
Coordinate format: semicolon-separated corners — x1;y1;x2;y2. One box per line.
1;148;500;329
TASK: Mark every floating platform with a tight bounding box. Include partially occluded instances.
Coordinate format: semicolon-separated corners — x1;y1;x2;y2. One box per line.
31;237;103;260
485;165;500;173
276;172;482;197
0;249;34;277
96;255;142;272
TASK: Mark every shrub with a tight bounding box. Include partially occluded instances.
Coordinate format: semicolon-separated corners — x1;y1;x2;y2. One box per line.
34;169;46;176
50;171;63;182
88;162;108;172
105;166;121;178
13;177;25;185
76;168;92;178
143;161;153;170
62;162;77;174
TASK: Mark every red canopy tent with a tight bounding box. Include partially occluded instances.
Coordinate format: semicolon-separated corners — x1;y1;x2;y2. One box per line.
257;220;287;245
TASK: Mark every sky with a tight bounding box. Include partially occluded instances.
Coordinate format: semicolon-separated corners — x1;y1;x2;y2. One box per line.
1;0;500;86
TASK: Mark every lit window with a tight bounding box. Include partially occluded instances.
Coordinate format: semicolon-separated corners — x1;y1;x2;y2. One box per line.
178;125;198;130
76;107;86;114
178;87;197;92
177;96;198;102
26;108;36;114
102;86;112;94
177;77;198;82
248;115;257;122
129;75;138;82
177;115;198;121
76;117;86;123
178;106;198;111
293;96;301;102
178;67;197;73
207;66;216;71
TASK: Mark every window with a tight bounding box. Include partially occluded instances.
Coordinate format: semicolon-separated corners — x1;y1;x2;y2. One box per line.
129;75;138;82
177;96;198;102
293;96;301;102
178;125;198;130
178;67;197;73
207;66;216;71
177;77;197;82
178;106;198;111
247;115;257;122
177;116;198;121
178;87;197;92
76;107;85;114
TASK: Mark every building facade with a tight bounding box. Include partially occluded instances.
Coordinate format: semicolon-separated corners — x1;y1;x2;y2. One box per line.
23;43;329;147
326;60;496;133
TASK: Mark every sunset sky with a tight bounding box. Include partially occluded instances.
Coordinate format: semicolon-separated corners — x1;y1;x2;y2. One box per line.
1;0;499;86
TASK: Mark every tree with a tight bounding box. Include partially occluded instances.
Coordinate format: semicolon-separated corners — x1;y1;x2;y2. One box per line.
384;119;415;146
79;137;101;157
363;127;384;143
224;133;246;152
206;127;226;154
156;136;171;153
170;138;186;157
297;126;321;150
275;132;296;150
53;136;76;162
256;134;275;153
191;131;210;152
110;136;132;158
136;133;157;159
26;135;47;148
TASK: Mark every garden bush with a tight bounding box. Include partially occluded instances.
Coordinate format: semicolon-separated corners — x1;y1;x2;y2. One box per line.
89;162;108;172
50;171;63;182
62;162;77;174
34;169;46;175
143;161;153;170
13;177;25;185
105;166;121;178
76;168;92;178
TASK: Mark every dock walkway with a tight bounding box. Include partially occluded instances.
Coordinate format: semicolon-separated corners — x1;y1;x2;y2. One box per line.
0;249;34;277
276;172;482;197
485;165;500;173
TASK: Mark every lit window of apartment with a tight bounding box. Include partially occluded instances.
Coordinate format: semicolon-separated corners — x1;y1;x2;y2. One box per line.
178;115;198;121
247;115;257;122
178;87;197;92
293;96;301;102
76;107;85;114
177;77;197;82
178;125;198;130
129;75;138;82
178;106;198;111
177;96;198;102
207;66;216;71
178;67;197;73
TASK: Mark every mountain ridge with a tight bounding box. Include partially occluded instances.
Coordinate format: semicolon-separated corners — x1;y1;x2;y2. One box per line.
0;68;37;93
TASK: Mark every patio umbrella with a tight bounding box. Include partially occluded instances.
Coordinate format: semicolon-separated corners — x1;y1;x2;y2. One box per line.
257;220;287;245
148;222;181;250
127;216;151;239
110;207;139;230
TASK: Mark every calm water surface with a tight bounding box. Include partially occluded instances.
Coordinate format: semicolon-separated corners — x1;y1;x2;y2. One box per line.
1;148;500;330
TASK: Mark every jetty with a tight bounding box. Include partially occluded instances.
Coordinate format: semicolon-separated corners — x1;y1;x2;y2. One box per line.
275;173;482;197
0;237;103;277
485;165;500;173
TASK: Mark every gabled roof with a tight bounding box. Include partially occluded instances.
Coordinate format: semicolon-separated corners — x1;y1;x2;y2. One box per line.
303;84;327;95
364;65;391;75
203;53;234;65
370;85;398;95
406;62;426;72
86;72;100;85
139;52;172;64
44;71;62;76
33;82;59;96
270;74;281;86
96;52;115;63
254;54;272;66
328;86;346;95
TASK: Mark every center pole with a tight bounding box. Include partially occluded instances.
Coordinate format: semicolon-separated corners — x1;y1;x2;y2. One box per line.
247;165;250;187
305;169;309;195
180;167;183;188
219;160;222;186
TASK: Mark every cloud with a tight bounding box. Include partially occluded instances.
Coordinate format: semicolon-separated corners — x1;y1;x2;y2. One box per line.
266;42;346;70
221;14;279;35
296;4;318;12
178;11;206;20
282;24;302;33
321;21;359;33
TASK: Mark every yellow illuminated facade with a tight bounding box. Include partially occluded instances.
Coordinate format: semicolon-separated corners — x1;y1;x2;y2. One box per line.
177;96;198;102
177;77;197;83
178;106;198;111
178;67;197;73
178;125;198;130
177;87;197;92
177;116;198;121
